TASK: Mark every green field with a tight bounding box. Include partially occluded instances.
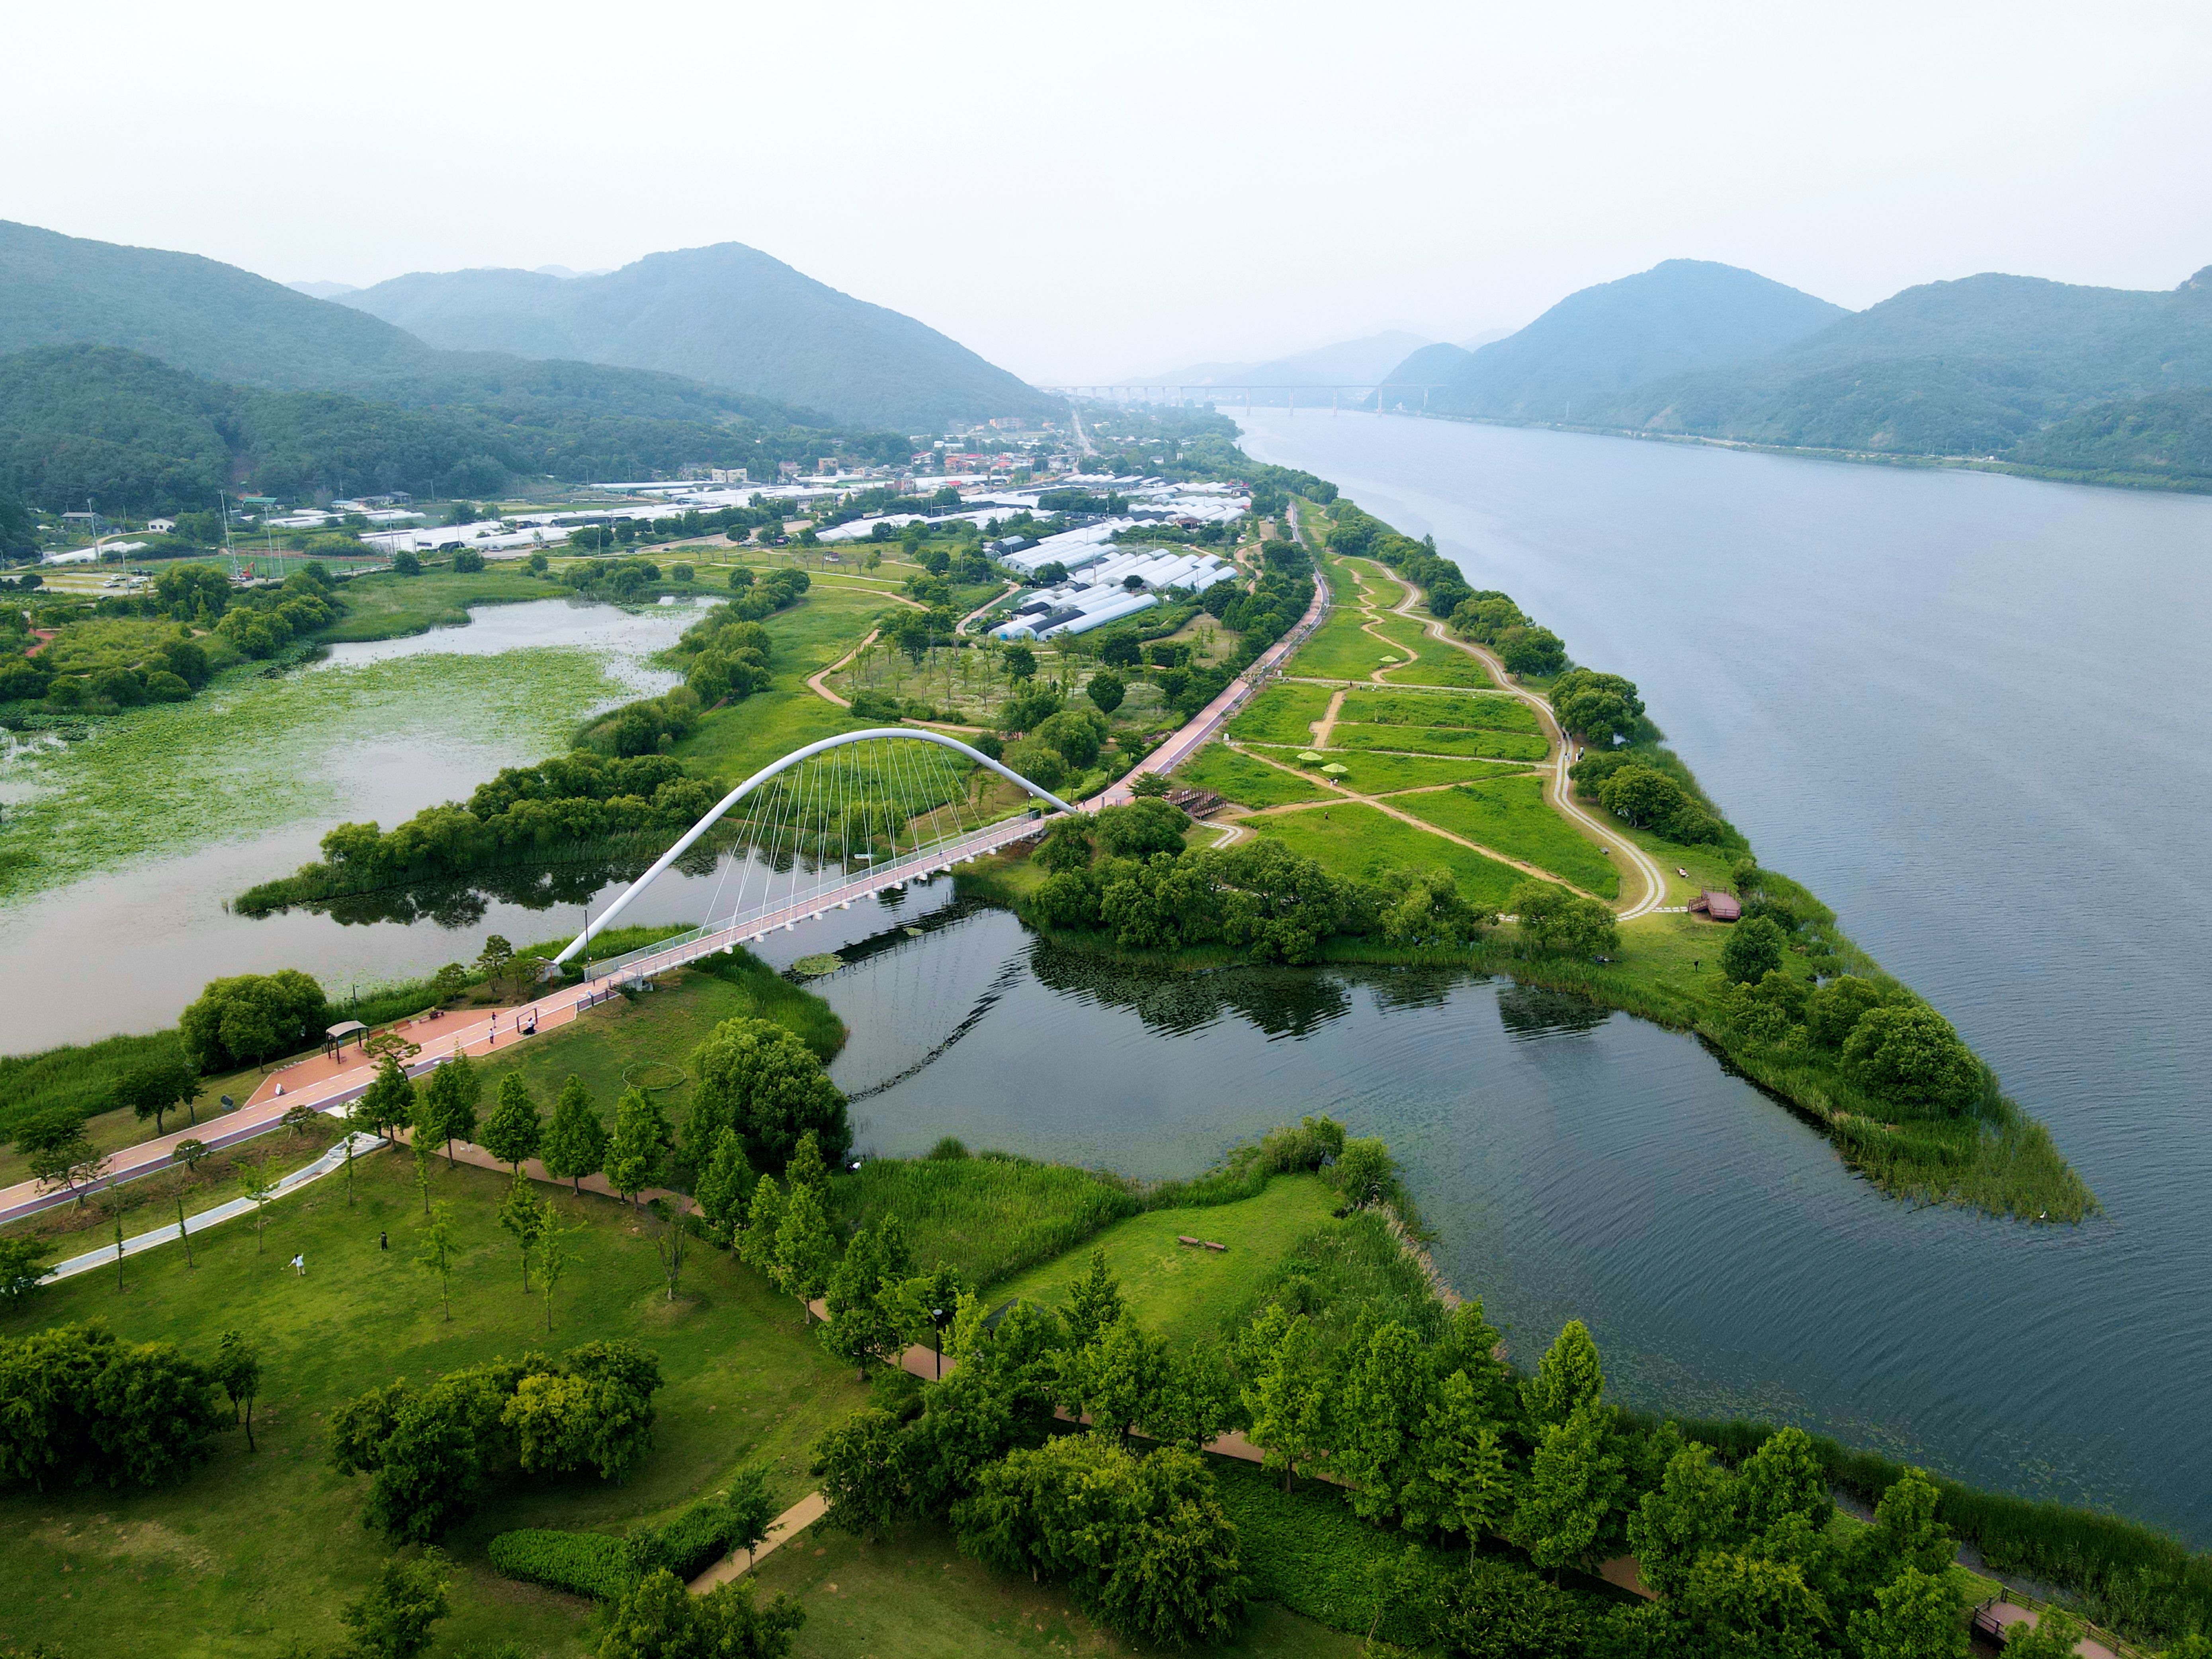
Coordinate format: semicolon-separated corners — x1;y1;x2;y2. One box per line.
321;569;552;641
670;586;895;783
1247;804;1534;911
1337;688;1538;732
1374;621;1495;688
1223;680;1335;747
473;954;845;1150
0;1149;868;1659
1284;607;1398;682
984;1175;1340;1348
1312;751;1535;794
1326;721;1550;761
831;1153;1141;1290
1174;744;1332;808
1392;775;1620;899
750;1520;1356;1659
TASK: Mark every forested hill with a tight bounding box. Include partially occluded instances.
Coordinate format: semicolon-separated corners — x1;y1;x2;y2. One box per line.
0;220;816;429
0;345;897;514
339;242;1060;431
1381;253;2212;486
1386;260;1849;420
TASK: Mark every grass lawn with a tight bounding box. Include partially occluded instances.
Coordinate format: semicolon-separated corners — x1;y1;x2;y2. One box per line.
830;1155;1141;1290
1174;744;1331;809
473;953;844;1150
0;1149;869;1659
1392;775;1620;899
320;569;551;641
983;1175;1340;1349
1248;804;1535;911
1327;722;1550;762
1372;616;1495;689
749;1520;1359;1659
1323;752;1534;794
1337;688;1539;733
1286;608;1398;682
671;587;892;784
1223;682;1335;747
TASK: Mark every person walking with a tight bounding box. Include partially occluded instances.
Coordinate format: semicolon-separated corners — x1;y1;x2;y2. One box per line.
378;1230;388;1251
290;1253;306;1277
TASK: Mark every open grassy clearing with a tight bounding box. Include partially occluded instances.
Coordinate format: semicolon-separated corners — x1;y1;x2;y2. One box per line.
1307;750;1534;794
1337;687;1539;732
0;1148;868;1659
831;1154;1142;1290
1325;721;1550;761
1373;615;1495;688
1248;803;1538;911
1284;606;1399;681
1223;681;1335;746
320;569;551;641
669;586;895;782
1391;774;1620;899
1173;744;1332;808
473;953;844;1149
983;1174;1339;1349
749;1520;1358;1659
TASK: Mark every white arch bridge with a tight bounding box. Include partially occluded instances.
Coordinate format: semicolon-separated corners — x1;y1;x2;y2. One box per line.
555;728;1074;985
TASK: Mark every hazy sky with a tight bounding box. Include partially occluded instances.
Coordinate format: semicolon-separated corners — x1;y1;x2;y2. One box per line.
8;0;2209;383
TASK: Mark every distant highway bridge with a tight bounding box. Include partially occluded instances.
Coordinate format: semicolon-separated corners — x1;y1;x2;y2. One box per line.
1036;383;1452;412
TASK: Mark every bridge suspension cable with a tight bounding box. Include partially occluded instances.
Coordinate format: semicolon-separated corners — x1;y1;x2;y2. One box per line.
553;728;1074;976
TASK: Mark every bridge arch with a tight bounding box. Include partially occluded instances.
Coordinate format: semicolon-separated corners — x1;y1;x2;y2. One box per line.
553;727;1073;965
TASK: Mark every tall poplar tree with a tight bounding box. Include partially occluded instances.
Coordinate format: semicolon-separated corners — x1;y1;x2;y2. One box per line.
773;1180;835;1325
539;1076;607;1194
481;1074;542;1174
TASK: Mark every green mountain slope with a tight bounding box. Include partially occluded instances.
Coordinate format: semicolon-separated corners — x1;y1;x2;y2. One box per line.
0;220;816;431
1404;260;1848;420
0;346;895;514
341;242;1059;430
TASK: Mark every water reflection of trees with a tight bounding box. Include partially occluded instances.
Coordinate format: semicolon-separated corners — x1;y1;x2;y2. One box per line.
1028;940;1355;1038
1495;981;1612;1039
288;840;732;928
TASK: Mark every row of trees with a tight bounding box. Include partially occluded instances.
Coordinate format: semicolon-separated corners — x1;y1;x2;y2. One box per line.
0;1321;246;1492
328;1340;664;1542
1569;748;1731;848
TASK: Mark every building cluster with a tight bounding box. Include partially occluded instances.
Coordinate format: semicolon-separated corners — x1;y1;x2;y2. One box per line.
991;543;1237;641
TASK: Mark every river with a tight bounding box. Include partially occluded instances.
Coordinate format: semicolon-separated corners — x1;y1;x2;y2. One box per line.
813;416;2212;1543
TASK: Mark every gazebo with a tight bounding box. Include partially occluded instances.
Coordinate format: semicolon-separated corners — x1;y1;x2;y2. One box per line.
325;1020;367;1057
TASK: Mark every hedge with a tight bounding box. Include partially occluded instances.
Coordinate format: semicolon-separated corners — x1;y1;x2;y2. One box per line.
486;1497;752;1602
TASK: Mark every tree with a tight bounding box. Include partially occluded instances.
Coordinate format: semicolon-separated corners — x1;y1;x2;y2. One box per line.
1846;1567;1967;1659
237;1158;278;1252
1841;1004;1983;1116
1141;1342;1240;1451
30;1133;111;1205
475;933;516;999
178;970;326;1071
1063;1249;1126;1348
540;1075;607;1193
599;1567;805;1659
651;1198;691;1303
686;1016;852;1176
418;1202;460;1319
1034;815;1096;874
170;1137;209;1173
695;1126;757;1242
1676;1550;1827;1659
1510;880;1620;959
813;1406;909;1539
363;1027;423;1069
1129;770;1169;799
418;1052;481;1165
281;1102;319;1138
113;1055;197;1135
1421;1370;1512;1557
774;1181;836;1324
1068;1315;1165;1444
740;1176;786;1276
819;1221;909;1379
0;1235;52;1303
1843;1467;1955;1598
357;1057;418;1144
785;1129;829;1196
535;1221;580;1335
1427;1561;1587;1659
1522;1319;1607;1432
498;1172;550;1291
482;1073;542;1172
1720;915;1788;985
1512;1403;1626;1577
339;1547;452;1659
608;1086;672;1207
11;1106;88;1158
1085;669;1126;714
1242;1305;1328;1491
431;963;468;1004
213;1329;262;1452
1628;1442;1742;1600
1002;642;1037;682
1332;1320;1434;1522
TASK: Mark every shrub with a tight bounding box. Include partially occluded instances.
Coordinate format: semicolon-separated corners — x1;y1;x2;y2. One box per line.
1720;916;1788;984
451;549;486;573
486;1528;632;1600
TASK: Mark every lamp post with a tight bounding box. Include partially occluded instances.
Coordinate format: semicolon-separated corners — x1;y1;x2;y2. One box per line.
930;1305;950;1380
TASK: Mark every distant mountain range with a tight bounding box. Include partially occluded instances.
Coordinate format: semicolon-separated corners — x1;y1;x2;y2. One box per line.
1377;258;2212;485
335;243;1059;431
1141;331;1440;388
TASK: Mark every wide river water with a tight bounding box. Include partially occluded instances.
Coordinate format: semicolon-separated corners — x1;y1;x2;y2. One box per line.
7;427;2210;1541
